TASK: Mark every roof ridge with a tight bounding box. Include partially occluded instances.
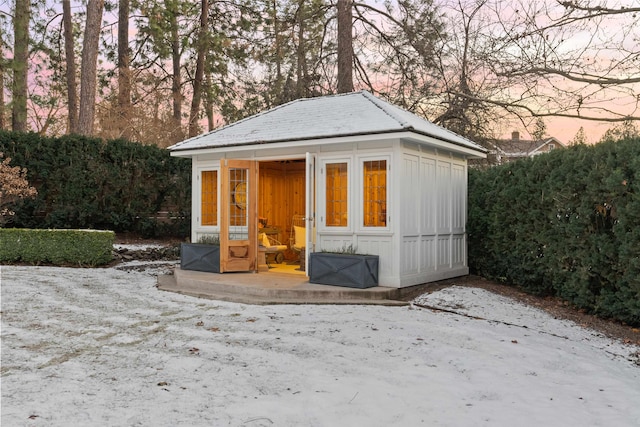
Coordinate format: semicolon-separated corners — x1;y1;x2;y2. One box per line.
360;91;412;129
360;91;486;151
170;93;362;149
170;97;309;149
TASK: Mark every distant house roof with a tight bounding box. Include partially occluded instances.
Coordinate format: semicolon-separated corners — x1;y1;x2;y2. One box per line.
169;91;487;155
489;131;566;161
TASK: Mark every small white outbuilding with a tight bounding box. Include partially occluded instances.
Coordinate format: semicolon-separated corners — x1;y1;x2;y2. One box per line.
169;91;486;288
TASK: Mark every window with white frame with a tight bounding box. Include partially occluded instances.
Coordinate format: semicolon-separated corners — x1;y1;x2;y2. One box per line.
362;159;387;227
200;170;218;226
324;161;349;227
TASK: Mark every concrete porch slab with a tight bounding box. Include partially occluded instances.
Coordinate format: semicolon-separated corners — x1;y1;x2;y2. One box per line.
157;268;408;306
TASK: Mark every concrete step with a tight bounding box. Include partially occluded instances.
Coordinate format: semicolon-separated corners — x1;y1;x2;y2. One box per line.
157;269;407;306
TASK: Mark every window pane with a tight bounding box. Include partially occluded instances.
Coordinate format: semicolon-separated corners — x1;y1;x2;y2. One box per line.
326;163;348;226
201;170;218;226
363;160;387;227
229;168;248;228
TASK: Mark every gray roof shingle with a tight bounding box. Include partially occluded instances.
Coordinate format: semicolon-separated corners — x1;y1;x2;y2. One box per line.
169;91;486;153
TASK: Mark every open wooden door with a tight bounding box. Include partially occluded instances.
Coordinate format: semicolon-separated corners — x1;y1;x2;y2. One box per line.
220;159;258;272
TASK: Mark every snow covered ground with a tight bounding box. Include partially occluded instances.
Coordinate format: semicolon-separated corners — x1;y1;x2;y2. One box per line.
1;261;639;427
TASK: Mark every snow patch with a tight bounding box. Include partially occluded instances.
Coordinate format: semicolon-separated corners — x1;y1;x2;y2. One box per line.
2;266;639;426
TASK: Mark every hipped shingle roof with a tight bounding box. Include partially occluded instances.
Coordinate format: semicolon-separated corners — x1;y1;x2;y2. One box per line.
169;90;486;154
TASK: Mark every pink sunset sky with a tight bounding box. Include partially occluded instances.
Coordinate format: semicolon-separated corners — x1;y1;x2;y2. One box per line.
3;0;637;145
487;0;640;144
506;116;611;145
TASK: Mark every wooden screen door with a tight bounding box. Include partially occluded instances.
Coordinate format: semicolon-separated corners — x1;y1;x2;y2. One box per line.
219;159;258;272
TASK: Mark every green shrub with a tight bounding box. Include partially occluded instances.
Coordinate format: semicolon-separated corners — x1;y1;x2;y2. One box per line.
0;131;190;237
0;229;114;266
469;137;640;326
197;234;220;245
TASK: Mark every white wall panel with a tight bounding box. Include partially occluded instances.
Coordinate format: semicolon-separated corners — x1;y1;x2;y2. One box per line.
400;237;420;275
452;163;466;233
420;157;436;234
357;236;394;277
420;235;436;272
401;154;420;235
318;236;354;252
437;160;451;233
437;236;451;269
451;234;466;268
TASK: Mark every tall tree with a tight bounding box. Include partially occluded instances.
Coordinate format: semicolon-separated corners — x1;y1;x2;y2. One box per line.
248;0;293;108
77;0;105;136
204;73;215;131
62;0;78;134
169;7;182;138
350;1;444;114
118;0;132;139
188;0;209;138
0;35;5;130
0;9;7;130
25;0;79;135
294;0;308;97
569;126;587;145
12;0;30;132
531;118;547;141
270;0;285;100
249;0;328;108
600;119;640;142
336;0;353;93
134;0;193;141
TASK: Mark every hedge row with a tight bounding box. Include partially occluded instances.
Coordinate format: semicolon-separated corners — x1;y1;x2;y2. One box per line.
468;137;640;326
0;229;114;266
0;131;191;237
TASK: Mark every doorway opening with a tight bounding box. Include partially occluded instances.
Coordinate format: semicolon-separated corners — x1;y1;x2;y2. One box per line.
257;159;307;274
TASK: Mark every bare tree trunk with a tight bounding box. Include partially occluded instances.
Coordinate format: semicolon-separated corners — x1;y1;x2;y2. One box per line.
0;40;5;130
336;0;353;93
188;0;209;138
295;2;305;98
78;0;105;136
170;10;183;141
118;0;131;139
204;74;215;131
12;0;30;131
63;0;78;134
273;0;283;92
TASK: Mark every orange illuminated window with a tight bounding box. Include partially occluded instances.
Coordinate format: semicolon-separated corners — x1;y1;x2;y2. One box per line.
201;170;218;226
326;162;348;227
363;160;387;227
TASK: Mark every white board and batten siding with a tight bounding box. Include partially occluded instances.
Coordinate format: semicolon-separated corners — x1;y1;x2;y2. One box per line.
396;144;468;288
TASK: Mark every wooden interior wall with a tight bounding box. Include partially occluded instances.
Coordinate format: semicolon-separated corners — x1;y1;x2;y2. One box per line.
258;161;305;247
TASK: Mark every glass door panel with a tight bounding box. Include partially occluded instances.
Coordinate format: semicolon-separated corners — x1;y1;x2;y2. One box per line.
220;160;258;272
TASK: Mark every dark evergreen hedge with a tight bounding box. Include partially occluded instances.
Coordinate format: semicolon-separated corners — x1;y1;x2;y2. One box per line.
0;131;191;237
468;137;640;326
